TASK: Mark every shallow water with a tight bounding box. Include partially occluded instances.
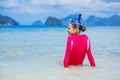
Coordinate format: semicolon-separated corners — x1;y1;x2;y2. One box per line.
0;26;120;80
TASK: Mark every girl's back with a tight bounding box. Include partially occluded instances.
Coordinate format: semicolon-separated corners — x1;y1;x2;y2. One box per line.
69;35;88;65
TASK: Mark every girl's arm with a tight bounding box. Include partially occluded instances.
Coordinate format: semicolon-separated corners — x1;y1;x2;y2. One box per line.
87;39;96;67
64;36;72;68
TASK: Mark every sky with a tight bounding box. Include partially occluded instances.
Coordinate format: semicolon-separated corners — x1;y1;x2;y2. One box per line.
0;0;120;25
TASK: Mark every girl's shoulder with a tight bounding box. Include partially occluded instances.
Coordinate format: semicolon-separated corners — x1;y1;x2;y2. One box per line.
79;34;89;40
68;34;89;40
75;34;88;37
67;35;77;41
68;35;75;39
68;34;88;38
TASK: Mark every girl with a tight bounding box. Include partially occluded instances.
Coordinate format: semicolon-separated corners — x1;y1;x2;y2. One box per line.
63;17;96;68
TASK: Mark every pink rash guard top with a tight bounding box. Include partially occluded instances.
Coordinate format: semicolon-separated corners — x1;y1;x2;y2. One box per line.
64;35;96;67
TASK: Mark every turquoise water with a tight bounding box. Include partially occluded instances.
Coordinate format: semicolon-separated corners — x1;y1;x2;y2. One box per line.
0;26;120;80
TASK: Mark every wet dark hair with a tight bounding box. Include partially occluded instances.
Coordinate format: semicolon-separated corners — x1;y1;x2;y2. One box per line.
77;22;86;32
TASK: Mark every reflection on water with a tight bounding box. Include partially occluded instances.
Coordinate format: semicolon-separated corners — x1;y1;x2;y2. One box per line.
0;26;120;80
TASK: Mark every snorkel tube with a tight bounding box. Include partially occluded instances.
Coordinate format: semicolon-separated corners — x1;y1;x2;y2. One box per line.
78;14;81;22
76;13;82;27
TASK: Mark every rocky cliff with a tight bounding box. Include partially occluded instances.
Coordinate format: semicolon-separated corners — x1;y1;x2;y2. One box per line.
0;14;19;26
45;17;62;26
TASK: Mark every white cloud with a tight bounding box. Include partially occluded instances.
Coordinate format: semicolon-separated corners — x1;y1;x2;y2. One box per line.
0;0;120;17
0;0;18;8
30;0;59;7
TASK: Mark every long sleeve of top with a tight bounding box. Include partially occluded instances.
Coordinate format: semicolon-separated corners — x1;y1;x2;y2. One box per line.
86;39;96;66
64;36;72;67
64;35;96;68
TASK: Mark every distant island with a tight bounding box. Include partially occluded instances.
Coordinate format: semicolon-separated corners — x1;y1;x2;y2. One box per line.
32;20;43;26
61;14;120;26
0;14;19;26
32;14;120;26
45;17;62;26
0;14;120;26
32;17;63;26
83;15;120;26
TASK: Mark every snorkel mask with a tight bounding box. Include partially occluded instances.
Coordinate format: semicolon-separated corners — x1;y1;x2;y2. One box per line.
69;14;81;25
